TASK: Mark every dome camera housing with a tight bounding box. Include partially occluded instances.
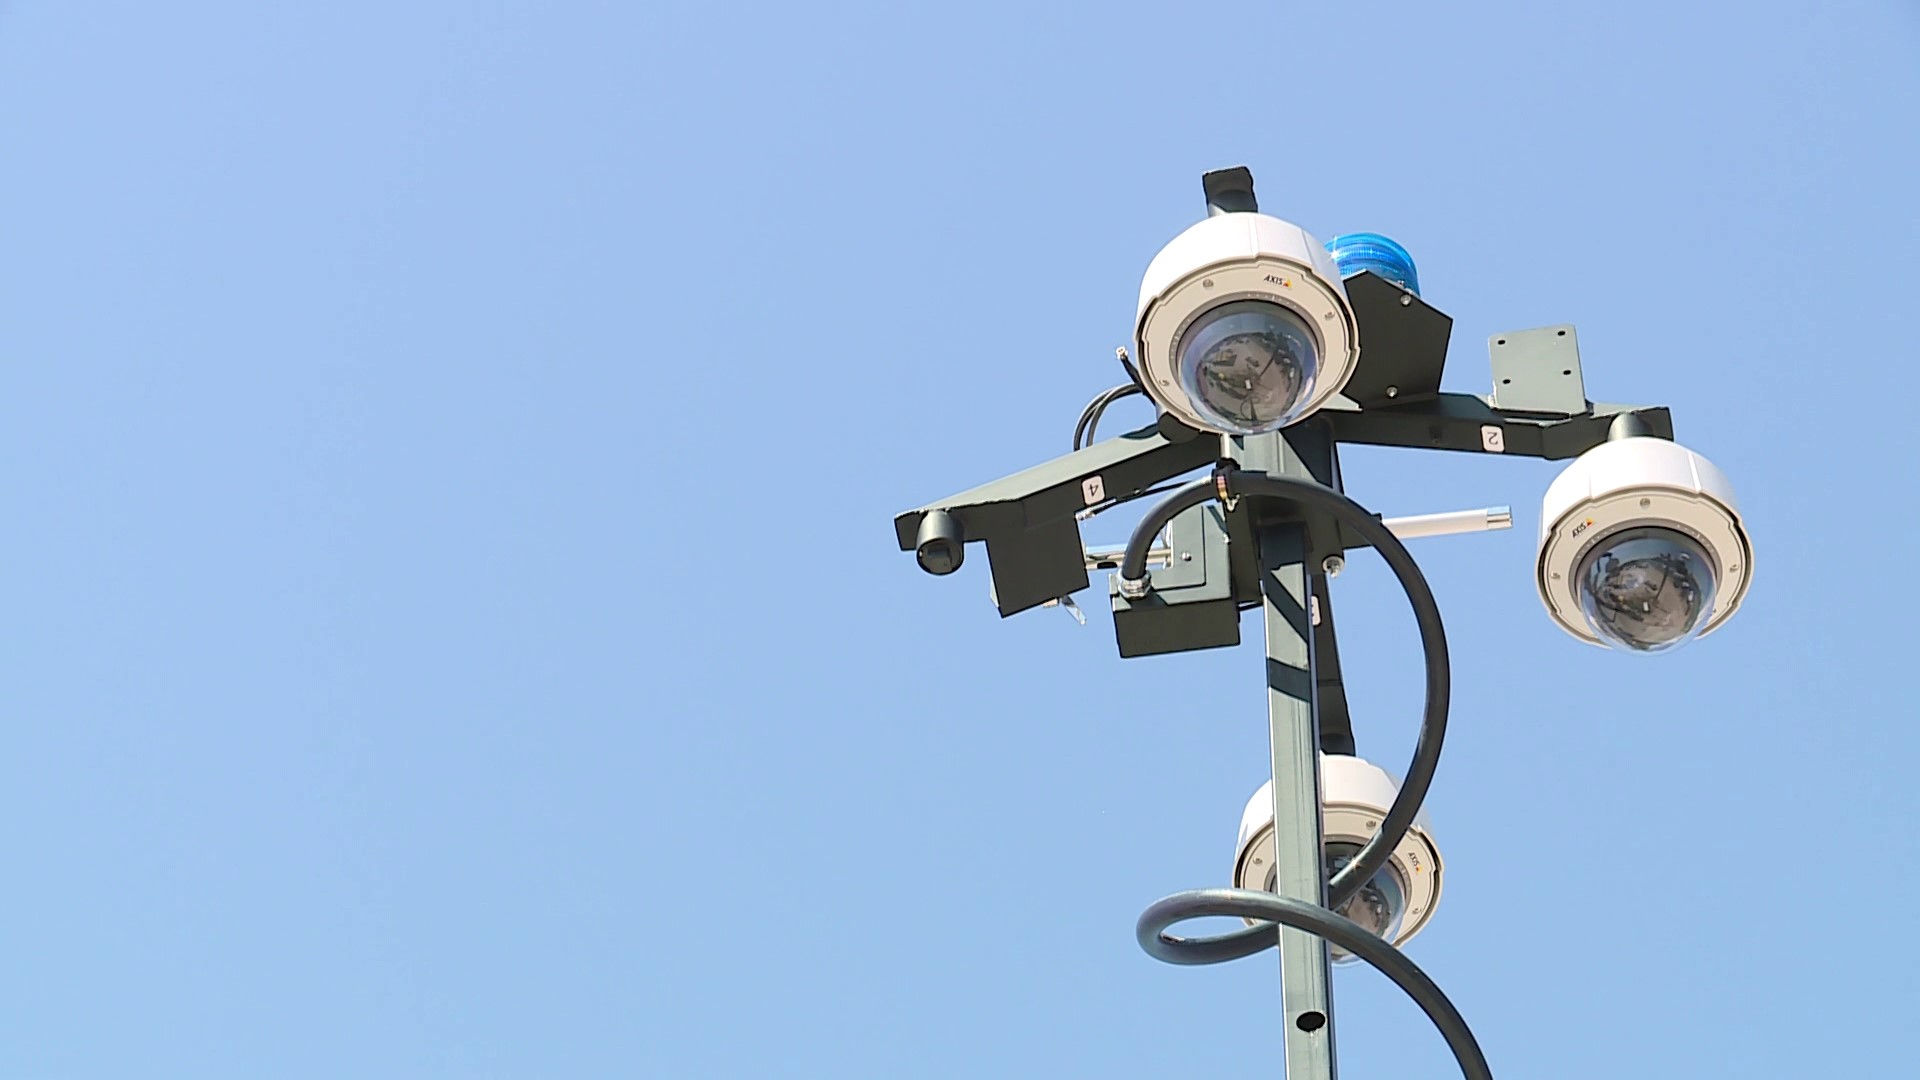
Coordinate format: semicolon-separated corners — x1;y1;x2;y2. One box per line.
1135;213;1359;437
1233;754;1442;961
1537;436;1752;652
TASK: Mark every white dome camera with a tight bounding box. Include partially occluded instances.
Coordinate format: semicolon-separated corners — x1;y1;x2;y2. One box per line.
1537;436;1753;653
1233;754;1442;961
1134;213;1360;436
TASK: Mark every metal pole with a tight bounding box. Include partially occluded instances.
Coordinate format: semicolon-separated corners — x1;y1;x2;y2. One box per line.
1259;519;1338;1079
1233;425;1339;1080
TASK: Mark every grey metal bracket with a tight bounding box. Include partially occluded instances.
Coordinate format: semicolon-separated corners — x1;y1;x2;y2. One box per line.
1202;166;1259;216
1308;574;1355;756
893;423;1220;617
1490;325;1589;415
1107;503;1239;658
1338;272;1453;408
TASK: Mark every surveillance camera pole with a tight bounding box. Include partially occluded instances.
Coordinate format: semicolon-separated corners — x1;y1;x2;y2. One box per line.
891;166;1687;1080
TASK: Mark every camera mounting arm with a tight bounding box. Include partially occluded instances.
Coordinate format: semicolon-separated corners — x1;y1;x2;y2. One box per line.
1318;392;1672;460
892;422;1220;617
892;274;1677;621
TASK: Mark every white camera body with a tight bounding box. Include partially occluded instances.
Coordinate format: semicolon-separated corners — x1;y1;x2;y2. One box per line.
1537;436;1753;648
1134;213;1360;435
1232;754;1443;949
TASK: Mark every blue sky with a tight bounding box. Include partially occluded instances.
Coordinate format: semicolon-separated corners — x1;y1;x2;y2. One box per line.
3;2;1917;1077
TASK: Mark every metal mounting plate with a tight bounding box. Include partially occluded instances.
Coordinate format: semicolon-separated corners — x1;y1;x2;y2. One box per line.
1489;325;1588;415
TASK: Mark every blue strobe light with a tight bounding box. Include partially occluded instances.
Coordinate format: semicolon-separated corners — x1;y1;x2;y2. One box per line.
1325;232;1420;296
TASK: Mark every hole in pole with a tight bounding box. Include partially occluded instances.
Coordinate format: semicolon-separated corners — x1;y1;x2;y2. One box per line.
1295;1011;1328;1033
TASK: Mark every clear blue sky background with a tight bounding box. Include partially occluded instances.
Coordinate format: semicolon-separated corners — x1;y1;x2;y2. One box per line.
3;3;1917;1077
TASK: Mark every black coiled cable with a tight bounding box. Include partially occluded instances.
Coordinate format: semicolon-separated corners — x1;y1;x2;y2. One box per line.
1119;468;1491;1080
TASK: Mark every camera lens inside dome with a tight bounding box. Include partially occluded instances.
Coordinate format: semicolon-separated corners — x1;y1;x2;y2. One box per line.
1176;300;1319;435
1577;525;1718;652
1271;841;1406;964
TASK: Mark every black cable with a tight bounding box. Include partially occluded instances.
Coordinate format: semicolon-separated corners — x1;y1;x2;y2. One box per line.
1120;468;1478;1073
1111;477;1215;559
1072;386;1124;450
1073;384;1144;451
1077;480;1186;520
1137;889;1492;1080
1118;469;1451;914
1083;384;1142;448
